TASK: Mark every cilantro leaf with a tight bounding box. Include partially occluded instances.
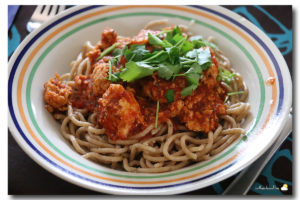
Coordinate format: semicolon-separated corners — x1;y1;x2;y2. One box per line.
227;91;244;96
180;84;198;97
108;60;113;81
143;51;169;63
162;39;173;48
185;63;203;74
97;42;120;60
172;26;182;36
166;46;180;64
112;48;122;57
224;91;244;103
197;48;212;70
217;68;236;84
157;62;181;80
179;57;197;66
165;90;175;103
119;61;157;82
165;32;176;45
124;45;150;62
155;101;160;128
186;73;201;85
148;33;165;47
110;71;121;82
185;49;198;59
184;63;202;85
173;34;184;43
190;35;219;50
181;40;194;54
185;48;212;70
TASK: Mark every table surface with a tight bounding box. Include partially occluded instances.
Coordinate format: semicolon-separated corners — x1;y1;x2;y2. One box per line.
8;5;293;195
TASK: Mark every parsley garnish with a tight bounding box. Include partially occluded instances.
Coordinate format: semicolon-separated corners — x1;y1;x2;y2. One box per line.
102;27;216;97
217;68;236;84
224;91;244;102
97;42;120;60
155;101;160;128
227;91;244;96
165;90;175;103
119;61;157;82
108;60;112;81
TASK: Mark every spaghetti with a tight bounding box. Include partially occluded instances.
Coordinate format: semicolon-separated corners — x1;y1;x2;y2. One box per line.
44;22;250;173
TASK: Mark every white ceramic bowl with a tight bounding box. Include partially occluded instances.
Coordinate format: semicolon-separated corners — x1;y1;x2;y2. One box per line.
8;5;292;195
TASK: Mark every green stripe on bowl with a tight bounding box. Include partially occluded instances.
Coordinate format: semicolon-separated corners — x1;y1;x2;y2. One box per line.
26;12;265;179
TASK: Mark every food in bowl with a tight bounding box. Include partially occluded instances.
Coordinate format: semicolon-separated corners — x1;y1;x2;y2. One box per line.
43;22;250;173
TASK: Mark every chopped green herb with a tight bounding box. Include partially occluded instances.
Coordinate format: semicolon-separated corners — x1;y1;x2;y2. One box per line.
186;73;201;85
180;84;198;97
189;35;219;50
185;48;212;67
179;57;197;66
242;135;248;141
155;101;160;128
110;27;216;98
166;46;180;64
184;63;202;85
97;42;120;60
109;71;121;82
165;31;176;45
119;61;157;82
112;48;122;57
108;60;112;81
162;40;173;48
172;26;182;36
224;91;244;103
148;33;165;47
217;68;237;84
157;62;181;80
227;91;244;96
165;90;175;103
172;34;183;45
155;29;173;36
124;44;150;62
143;51;168;63
181;40;194;54
174;35;187;48
185;63;203;75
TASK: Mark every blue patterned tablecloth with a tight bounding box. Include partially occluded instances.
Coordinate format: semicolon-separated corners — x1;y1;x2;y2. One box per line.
8;5;292;195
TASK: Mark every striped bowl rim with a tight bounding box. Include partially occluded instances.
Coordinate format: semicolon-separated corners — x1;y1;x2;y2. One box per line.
8;5;292;194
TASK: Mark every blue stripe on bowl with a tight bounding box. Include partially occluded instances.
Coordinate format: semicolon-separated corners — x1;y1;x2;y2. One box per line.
8;5;285;190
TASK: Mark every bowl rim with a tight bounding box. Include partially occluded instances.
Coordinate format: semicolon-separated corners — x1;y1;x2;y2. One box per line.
8;5;292;195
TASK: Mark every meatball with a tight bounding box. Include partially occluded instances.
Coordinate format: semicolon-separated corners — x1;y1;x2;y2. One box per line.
99;28;118;50
131;29;161;45
90;62;117;97
142;73;186;103
70;75;96;112
179;83;226;133
117;36;132;48
98;84;145;140
44;74;72;112
86;48;100;64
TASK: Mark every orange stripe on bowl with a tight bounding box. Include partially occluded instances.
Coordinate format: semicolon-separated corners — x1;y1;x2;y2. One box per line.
16;5;277;184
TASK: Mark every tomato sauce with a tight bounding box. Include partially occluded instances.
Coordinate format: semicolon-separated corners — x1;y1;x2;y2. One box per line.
45;28;228;140
70;75;97;112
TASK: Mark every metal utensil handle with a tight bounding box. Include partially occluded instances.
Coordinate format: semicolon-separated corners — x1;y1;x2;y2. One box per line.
223;112;292;195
